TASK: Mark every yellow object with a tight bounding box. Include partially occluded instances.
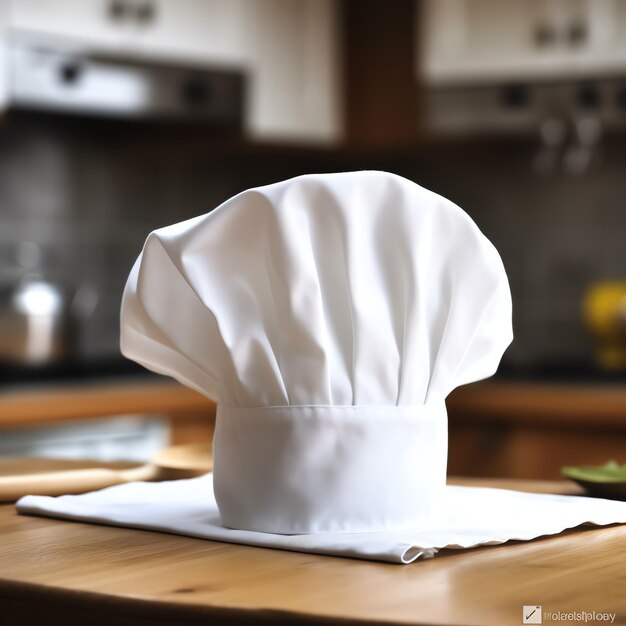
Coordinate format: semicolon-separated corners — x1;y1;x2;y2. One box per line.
583;281;626;370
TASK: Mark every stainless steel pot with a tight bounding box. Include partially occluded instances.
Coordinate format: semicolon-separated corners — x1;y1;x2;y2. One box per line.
0;278;97;366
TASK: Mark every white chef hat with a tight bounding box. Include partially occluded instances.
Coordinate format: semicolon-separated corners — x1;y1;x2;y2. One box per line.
121;171;512;535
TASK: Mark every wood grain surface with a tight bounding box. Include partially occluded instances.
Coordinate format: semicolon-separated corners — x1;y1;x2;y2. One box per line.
3;378;625;430
0;463;624;626
447;381;626;480
447;380;626;427
0;380;214;427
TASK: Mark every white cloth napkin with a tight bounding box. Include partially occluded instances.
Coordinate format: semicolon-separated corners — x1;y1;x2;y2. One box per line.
16;476;626;564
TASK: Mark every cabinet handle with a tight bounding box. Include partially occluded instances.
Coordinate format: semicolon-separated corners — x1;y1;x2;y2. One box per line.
534;23;557;47
58;60;83;86
568;20;587;47
135;1;156;25
108;0;128;22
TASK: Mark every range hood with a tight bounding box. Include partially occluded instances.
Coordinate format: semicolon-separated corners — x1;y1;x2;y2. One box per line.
6;38;245;126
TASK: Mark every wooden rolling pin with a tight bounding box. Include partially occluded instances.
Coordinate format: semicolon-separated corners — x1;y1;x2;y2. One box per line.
0;444;213;502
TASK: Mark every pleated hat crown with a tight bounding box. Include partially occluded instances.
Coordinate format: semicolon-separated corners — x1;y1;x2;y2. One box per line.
121;171;512;534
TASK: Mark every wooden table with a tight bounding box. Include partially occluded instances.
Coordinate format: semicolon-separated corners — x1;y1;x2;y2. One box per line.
0;463;625;626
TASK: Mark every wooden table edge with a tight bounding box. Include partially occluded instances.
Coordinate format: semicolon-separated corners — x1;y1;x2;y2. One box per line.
0;575;451;626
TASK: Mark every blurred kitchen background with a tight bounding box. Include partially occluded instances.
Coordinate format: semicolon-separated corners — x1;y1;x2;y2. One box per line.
0;0;624;479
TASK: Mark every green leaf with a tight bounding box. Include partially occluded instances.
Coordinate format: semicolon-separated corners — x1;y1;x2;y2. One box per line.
561;460;626;483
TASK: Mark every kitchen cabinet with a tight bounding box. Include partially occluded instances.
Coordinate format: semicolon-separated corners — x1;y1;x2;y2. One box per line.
125;0;250;68
8;0;248;67
420;0;626;85
3;0;341;143
9;0;126;51
245;0;340;143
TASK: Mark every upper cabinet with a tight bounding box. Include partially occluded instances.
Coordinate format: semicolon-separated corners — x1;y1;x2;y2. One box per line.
420;0;626;85
3;0;341;144
127;0;250;68
245;0;340;144
10;0;127;50
9;0;249;66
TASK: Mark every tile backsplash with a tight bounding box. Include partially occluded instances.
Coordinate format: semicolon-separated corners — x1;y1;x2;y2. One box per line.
398;139;626;369
1;113;624;370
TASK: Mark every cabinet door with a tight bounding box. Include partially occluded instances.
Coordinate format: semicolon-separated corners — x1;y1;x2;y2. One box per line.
130;0;249;67
419;0;623;84
246;0;340;143
9;0;125;50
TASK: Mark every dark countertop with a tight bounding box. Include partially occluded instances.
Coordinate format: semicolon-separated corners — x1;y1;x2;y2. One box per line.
0;356;624;395
0;357;161;391
494;361;626;386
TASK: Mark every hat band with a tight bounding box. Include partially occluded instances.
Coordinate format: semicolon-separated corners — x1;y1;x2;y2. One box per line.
212;403;448;534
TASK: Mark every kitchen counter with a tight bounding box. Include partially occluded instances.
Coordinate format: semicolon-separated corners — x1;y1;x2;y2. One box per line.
0;378;216;447
2;376;625;428
447;380;626;426
446;380;626;480
1;377;625;478
0;462;624;626
0;379;211;428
